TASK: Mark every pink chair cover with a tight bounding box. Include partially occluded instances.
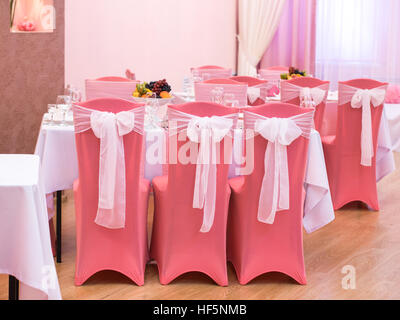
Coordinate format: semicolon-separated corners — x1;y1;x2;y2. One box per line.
191;66;232;80
385;84;400;103
322;79;388;210
96;76;134;82
72;98;150;286
230;76;273;106
194;80;248;107
85;79;139;101
150;102;238;286
281;77;330;132
227;103;314;285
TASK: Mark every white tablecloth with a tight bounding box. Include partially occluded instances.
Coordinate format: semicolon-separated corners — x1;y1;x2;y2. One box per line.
35;117;335;233
384;104;400;152
0;155;61;300
34;121;165;194
321;101;396;181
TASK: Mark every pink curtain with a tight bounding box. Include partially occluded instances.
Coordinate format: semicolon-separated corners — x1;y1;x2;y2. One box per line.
259;0;316;75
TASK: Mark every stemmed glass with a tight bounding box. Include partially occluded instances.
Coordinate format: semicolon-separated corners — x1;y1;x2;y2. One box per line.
46;104;57;125
65;85;82;103
56;95;72;126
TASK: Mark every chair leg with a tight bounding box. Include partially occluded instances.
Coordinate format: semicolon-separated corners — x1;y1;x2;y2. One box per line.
56;190;62;263
8;276;19;300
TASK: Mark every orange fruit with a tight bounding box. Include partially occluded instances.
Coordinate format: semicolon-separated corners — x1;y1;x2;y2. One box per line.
160;91;171;98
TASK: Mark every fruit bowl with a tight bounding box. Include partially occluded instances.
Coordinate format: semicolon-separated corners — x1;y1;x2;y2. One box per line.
132;79;173;100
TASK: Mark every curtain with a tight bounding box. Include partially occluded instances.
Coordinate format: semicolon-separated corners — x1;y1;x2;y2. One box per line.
315;0;400;89
237;0;287;76
259;0;317;75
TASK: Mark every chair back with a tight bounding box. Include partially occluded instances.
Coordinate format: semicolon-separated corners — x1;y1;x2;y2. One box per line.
227;102;313;285
72;97;148;285
281;77;330;131
85;79;139;101
191;66;232;80
194;80;248;107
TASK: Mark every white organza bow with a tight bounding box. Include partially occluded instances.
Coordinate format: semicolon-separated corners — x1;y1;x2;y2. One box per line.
281;82;328;108
73;105;145;229
169;109;237;232
339;84;387;166
244;110;314;224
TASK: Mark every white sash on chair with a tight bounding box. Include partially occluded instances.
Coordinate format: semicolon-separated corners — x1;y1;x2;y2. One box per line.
243;110;314;224
281;82;329;108
168;109;238;232
338;84;387;166
73;105;145;229
247;83;275;104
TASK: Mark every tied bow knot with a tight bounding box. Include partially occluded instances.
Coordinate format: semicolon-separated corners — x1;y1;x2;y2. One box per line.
187;116;233;232
254;117;302;224
90;110;136;229
299;87;326;108
351;88;386;166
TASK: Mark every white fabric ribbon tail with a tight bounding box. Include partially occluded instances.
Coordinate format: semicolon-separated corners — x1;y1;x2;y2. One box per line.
254;117;302;224
90;110;136;229
186;116;233;232
351;88;386;166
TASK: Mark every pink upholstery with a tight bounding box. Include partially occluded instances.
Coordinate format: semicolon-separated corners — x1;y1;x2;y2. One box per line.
322;79;388;210
385;84;400;103
194;80;248;107
73;98;150;286
227;103;312;285
281;77;330;132
230;76;270;106
264;66;289;71
191;66;232;80
96;76;134;82
85;79;139;101
150;102;238;286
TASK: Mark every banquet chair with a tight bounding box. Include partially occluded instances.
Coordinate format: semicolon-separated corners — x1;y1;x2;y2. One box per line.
281;77;330;132
150;102;238;286
194;79;248;107
258;66;288;80
85;78;139;101
230;76;271;106
227;103;314;285
72;98;150;286
96;76;134;82
322;79;388;210
191;65;232;80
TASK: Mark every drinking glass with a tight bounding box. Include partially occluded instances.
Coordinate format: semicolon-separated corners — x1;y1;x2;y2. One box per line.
56;95;72;126
46;104;57;125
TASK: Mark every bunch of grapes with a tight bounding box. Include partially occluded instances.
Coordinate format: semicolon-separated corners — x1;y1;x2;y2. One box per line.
146;79;171;98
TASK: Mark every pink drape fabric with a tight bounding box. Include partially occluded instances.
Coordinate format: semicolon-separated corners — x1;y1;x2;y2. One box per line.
72;98;150;286
259;0;316;75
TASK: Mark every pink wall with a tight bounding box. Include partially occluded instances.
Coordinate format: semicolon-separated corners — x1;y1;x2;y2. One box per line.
0;0;64;153
65;0;237;94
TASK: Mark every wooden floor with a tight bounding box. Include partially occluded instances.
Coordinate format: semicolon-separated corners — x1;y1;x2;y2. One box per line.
1;153;400;300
